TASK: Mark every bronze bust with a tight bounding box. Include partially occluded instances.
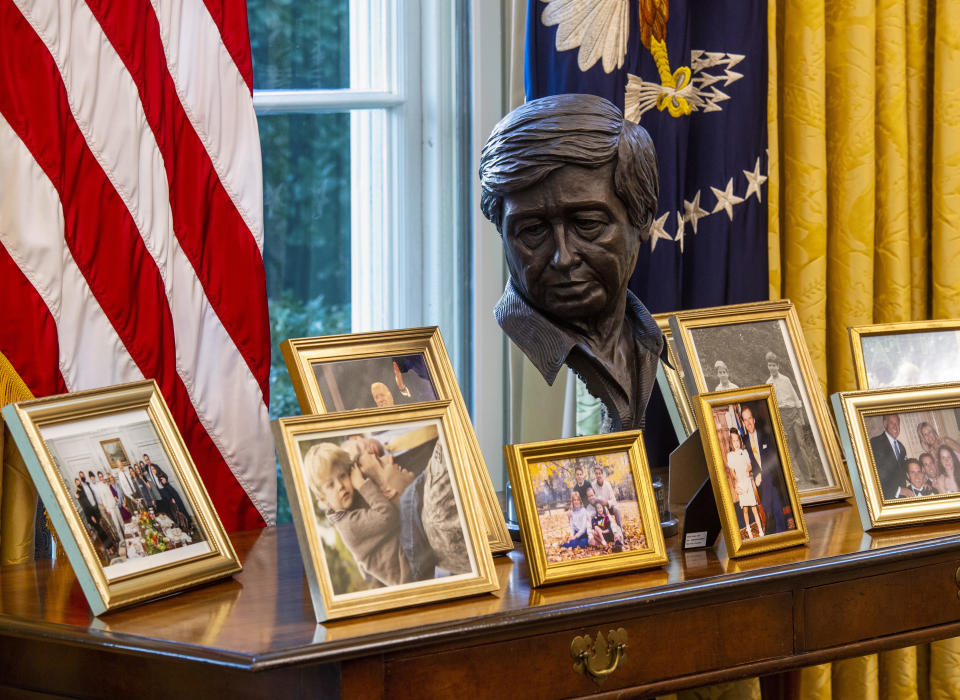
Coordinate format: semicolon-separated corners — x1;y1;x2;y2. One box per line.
479;94;663;432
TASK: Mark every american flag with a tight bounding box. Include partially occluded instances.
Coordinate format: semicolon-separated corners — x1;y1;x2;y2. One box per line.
0;0;275;530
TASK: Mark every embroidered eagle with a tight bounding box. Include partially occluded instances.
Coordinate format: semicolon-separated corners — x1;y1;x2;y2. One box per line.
540;0;692;116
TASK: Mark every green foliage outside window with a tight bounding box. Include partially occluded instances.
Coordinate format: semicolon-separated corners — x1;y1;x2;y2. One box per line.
249;0;353;524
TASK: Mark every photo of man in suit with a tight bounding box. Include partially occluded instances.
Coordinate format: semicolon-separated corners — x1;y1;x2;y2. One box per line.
869;414;907;500
741;405;788;535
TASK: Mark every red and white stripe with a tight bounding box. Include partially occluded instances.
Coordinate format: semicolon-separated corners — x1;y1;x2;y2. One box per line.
0;0;274;529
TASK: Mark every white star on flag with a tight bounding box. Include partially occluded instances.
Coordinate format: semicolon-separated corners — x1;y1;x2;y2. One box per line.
743;157;768;202
682;191;709;234
711;178;745;220
675;211;686;253
648;211;672;252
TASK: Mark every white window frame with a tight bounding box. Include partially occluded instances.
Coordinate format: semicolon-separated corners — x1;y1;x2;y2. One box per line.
254;0;510;487
469;1;509;490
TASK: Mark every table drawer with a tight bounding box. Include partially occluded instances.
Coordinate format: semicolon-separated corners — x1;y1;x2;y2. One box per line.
384;592;792;699
802;559;960;650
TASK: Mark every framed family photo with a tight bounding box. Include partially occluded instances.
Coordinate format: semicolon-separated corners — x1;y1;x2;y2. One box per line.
1;381;240;616
653;312;697;439
850;320;960;390
669;300;851;504
694;386;808;557
833;382;960;530
504;432;666;587
274;400;498;621
281;327;512;554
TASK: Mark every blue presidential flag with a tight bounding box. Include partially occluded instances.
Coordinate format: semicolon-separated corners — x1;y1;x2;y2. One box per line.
526;0;769;313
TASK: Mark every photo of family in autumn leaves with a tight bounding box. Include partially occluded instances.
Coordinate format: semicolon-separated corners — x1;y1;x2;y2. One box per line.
530;452;648;563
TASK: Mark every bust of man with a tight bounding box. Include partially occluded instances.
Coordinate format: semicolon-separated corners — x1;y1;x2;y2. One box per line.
479;94;663;431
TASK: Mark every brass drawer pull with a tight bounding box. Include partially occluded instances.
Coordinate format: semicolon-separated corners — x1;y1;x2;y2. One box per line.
570;628;628;686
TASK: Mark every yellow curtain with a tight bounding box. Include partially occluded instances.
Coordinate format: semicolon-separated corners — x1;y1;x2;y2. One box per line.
770;0;960;696
0;349;37;564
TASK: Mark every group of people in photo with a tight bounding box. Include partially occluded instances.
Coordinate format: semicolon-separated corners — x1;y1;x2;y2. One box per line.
718;403;797;540
562;461;627;553
71;453;198;565
870;415;960;500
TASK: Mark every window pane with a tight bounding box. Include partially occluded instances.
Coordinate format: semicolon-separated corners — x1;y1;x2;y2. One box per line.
261;112;352;423
248;0;350;90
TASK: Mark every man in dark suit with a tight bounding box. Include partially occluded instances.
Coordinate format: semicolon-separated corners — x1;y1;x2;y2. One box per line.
75;473;99;524
76;472;112;549
392;361;436;404
741;406;787;534
870;414;907;499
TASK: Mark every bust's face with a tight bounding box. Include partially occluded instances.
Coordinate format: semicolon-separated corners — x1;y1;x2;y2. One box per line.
500;163;639;323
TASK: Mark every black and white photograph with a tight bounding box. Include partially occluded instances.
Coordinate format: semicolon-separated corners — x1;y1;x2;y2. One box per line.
42;410;210;580
312;353;438;412
295;418;477;596
686;318;832;492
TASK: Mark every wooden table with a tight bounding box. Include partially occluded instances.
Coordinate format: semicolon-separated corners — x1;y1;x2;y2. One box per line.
3;502;960;699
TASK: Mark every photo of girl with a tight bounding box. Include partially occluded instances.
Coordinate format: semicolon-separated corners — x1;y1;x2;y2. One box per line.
726;428;764;539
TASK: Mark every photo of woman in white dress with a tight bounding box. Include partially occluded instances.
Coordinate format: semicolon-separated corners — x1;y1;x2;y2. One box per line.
727;428;764;539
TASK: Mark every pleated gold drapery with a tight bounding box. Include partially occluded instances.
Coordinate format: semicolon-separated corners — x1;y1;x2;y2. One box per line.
769;0;960;697
0;349;37;565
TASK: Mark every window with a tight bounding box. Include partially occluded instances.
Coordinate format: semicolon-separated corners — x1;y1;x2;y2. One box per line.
249;0;485;520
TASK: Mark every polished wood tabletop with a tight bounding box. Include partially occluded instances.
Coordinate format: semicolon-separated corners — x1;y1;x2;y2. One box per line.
3;500;960;675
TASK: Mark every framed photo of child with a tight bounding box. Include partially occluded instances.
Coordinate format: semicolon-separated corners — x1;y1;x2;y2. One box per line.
504;431;667;587
274;400;498;621
1;380;241;616
832;382;960;531
281;327;512;555
669;299;852;505
693;385;809;558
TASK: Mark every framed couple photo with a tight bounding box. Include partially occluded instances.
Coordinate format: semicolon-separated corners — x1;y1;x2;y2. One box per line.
1;381;240;616
833;382;960;530
668;300;852;505
504;431;666;587
281;327;512;554
274;401;498;620
694;386;809;557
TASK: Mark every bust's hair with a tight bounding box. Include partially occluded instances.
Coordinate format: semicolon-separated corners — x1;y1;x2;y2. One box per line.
478;94;659;239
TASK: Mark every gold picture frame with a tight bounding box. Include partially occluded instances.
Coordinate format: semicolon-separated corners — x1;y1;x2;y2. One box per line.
1;380;241;616
669;299;851;505
694;385;809;557
281;327;512;554
832;382;960;530
653;312;697;438
99;438;131;468
274;400;499;620
849;319;960;390
504;431;666;587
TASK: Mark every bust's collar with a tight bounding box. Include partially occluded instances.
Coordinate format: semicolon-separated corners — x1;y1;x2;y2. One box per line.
493;278;662;384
